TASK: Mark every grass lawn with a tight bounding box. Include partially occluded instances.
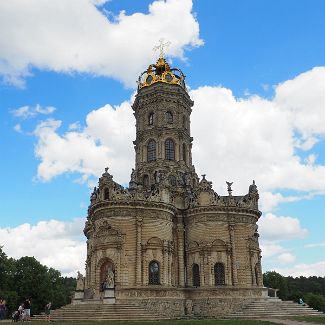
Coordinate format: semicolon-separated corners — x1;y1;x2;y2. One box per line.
30;321;279;325
290;316;325;324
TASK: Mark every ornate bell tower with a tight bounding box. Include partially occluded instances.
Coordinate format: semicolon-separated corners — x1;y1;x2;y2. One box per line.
132;55;197;193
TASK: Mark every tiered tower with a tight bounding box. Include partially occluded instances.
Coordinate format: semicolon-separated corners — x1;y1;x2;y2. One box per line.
81;54;266;318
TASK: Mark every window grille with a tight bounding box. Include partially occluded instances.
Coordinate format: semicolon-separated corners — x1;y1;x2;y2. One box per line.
147;140;156;161
214;263;225;286
165;139;175;160
149;261;160;285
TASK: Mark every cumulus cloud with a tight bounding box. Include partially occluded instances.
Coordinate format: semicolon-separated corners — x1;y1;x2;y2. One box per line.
0;218;86;277
277;252;296;264
0;0;203;87
190;69;325;196
11;104;56;119
34;99;135;185
258;213;308;241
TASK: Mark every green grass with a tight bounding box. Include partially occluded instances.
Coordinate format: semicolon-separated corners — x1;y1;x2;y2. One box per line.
290;316;325;324
30;321;279;325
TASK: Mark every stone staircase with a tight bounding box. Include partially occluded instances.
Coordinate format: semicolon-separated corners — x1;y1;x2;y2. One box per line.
33;302;169;321
226;298;324;319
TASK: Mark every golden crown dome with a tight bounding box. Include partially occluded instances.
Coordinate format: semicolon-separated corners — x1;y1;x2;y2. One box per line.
137;56;186;90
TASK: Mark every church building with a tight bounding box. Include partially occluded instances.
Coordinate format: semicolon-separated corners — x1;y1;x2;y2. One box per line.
78;52;266;317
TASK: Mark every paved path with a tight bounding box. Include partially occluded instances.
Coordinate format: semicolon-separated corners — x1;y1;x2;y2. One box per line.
262;318;320;325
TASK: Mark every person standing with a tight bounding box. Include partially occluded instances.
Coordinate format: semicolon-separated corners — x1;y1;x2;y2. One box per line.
44;302;51;322
24;298;31;321
0;299;5;320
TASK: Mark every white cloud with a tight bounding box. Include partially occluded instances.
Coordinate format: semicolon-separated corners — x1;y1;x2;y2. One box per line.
275;261;325;277
260;243;287;258
34;98;135;185
13;124;23;133
11;104;56;119
0;0;203;87
190;74;325;196
0;218;86;277
277;252;296;264
258;213;308;241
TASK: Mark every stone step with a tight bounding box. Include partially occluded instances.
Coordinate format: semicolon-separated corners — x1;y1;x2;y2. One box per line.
225;298;324;319
32;302;168;321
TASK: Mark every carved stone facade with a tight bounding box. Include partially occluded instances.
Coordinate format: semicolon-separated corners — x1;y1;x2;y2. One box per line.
79;56;267;317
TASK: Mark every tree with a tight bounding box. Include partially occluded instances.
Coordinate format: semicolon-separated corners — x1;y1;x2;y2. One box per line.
263;271;289;299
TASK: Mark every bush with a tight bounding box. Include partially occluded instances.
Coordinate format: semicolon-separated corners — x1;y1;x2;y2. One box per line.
305;293;325;312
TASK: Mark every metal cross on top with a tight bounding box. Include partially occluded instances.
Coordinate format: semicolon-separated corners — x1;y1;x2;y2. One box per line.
153;38;171;58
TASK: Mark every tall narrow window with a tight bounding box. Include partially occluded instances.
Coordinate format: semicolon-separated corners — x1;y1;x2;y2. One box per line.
182;143;187;163
165;111;173;124
192;263;200;287
214;263;225;286
104;188;109;200
149;260;160;285
165;139;175;160
143;175;149;188
148;112;154;125
147;140;156;161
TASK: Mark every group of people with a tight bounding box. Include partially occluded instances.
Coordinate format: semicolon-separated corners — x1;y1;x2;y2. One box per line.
0;299;7;320
10;298;51;322
12;298;31;322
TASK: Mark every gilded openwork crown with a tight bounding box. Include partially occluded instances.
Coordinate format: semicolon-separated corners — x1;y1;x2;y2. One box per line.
137;56;186;90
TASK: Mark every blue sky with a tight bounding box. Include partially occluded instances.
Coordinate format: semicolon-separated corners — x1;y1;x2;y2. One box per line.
0;0;324;277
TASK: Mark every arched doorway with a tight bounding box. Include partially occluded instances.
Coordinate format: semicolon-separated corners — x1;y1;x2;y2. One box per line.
99;259;115;302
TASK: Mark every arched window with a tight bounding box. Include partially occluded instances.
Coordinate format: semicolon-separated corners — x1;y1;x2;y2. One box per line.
104;188;109;200
182;143;187;163
147;140;156;161
214;263;225;286
255;263;259;285
165;111;173;124
192;263;200;287
143;175;149;188
165;139;175;160
148;112;154;125
149;260;160;285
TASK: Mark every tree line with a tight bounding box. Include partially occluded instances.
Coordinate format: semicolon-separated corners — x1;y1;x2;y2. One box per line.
264;271;325;312
0;247;76;316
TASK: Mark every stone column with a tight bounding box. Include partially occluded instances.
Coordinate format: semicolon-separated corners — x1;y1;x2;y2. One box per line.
168;245;172;285
135;217;143;285
199;253;205;286
229;224;238;285
250;250;256;286
163;241;168;285
177;222;185;286
226;249;232;285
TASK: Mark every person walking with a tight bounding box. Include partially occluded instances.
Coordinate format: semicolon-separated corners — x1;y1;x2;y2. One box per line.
44;302;51;322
